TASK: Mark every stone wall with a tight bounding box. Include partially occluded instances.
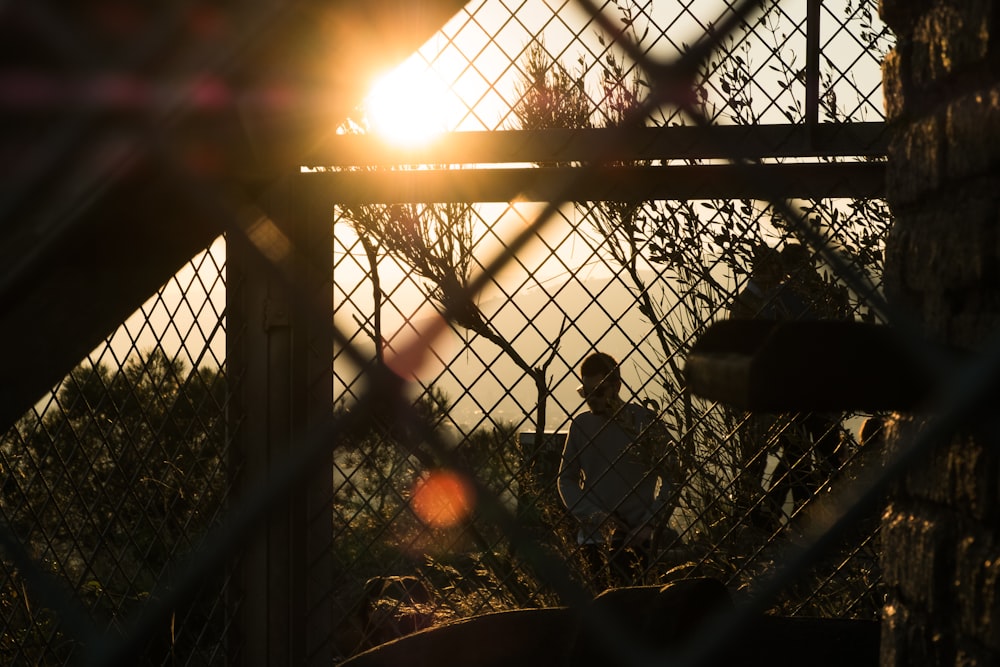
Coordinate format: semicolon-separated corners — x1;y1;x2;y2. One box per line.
880;0;1000;664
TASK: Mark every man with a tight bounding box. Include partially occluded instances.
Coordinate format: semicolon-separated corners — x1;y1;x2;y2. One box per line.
728;244;804;528
730;243;848;528
731;243;811;322
557;352;677;588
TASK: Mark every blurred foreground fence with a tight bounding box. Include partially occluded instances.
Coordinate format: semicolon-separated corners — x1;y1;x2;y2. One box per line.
0;0;895;664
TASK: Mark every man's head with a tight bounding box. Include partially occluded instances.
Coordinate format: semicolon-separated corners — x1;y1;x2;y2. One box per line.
780;243;821;284
780;242;812;270
751;245;784;289
577;352;621;414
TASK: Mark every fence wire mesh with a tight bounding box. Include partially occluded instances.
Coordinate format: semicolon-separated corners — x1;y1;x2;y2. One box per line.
0;0;899;664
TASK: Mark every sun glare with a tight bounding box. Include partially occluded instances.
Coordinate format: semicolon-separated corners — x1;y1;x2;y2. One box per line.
365;61;456;147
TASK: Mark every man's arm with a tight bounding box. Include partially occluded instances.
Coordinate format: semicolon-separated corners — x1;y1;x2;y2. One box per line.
557;421;605;521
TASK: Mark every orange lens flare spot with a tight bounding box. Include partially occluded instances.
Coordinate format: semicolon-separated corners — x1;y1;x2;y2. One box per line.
410;470;475;528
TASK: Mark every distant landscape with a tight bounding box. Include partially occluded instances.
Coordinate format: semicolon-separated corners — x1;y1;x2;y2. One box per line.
334;269;673;432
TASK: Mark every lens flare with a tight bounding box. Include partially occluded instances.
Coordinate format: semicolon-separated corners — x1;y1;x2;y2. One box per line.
365;59;455;147
410;470;475;528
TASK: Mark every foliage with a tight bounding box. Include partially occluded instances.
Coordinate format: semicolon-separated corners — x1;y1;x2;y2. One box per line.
336;197;566;447
0;350;228;665
347;203;482;332
330;388;580;653
511;40;592;131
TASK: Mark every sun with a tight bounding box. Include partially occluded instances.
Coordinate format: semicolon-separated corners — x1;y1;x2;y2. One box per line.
365;60;457;147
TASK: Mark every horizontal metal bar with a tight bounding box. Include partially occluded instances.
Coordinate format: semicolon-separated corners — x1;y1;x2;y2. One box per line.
312;123;887;168
305;161;885;204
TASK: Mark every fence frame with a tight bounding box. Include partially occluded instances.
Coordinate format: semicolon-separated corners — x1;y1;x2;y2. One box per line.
0;0;897;662
227;179;336;666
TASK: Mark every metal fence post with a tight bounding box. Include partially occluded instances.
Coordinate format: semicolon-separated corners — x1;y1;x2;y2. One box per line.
806;0;821;130
228;177;334;665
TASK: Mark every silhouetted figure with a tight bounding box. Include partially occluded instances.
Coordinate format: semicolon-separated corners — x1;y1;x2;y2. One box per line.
729;246;801;528
729;244;853;528
780;243;851;322
730;245;787;320
558;352;679;589
768;244;851;515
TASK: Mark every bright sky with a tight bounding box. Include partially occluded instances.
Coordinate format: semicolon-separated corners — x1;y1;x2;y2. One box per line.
81;0;889;426
360;0;888;138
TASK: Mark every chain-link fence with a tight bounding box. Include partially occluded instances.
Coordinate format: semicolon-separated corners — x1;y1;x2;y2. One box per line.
0;0;894;664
